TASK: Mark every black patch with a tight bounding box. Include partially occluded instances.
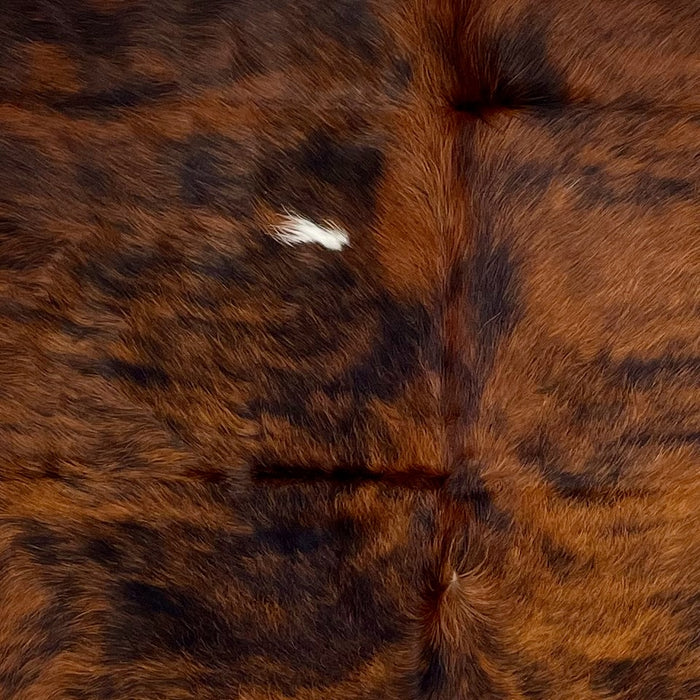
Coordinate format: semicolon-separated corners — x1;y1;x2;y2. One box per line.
554;468;623;502
53;82;176;117
72;6;131;57
513;428;549;471
3;303;97;338
261;253;361;358
299;130;383;199
32;595;76;663
179;136;256;219
281;248;359;303
2;595;77;696
76;164;111;199
570;165;694;210
195;253;255;289
102;358;170;388
621;428;700;449
106;559;401;693
681;594;700;649
114;521;166;572
181;142;226;207
504;161;557;200
615;355;700;388
654;592;700;649
632;173;694;205
0;671;24;698
681;679;700;697
445;464;512;532
540;535;578;580
64;676;117;700
257;129;384;224
181;0;287;78
310;0;381;62
249;292;433;457
575;164;619;208
336;572;402;658
469;226;522;364
74;481;411;692
517;432;619;502
0;135;47;196
591;657;676;700
1;0;77;46
441;206;521;435
264;304;348;358
252;461;445;490
2;523;80;693
518;661;554;699
594;657;639;690
183;0;242;24
419;647;448;695
477;498;512;532
256;525;328;556
608;520;650;537
80;248;160;300
330;297;433;402
13;521;65;567
0;217;54;271
410;500;438;541
250;368;318;430
217;484;405;685
551;470;606;500
5;1;131;54
108;580;232;662
0;299;53;324
488;10;568;110
451;97;489;115
391;57;413;90
417;646;506;700
0;299;96;338
84;537;121;568
185;0;382;64
121;581;183;619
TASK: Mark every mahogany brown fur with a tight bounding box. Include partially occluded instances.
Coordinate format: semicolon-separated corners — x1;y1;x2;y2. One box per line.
0;0;698;698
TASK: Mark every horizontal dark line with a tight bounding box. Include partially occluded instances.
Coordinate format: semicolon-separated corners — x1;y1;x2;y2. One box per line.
251;463;448;490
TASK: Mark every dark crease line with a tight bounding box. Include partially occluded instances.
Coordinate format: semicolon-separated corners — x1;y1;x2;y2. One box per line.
620;430;700;448
251;463;448;490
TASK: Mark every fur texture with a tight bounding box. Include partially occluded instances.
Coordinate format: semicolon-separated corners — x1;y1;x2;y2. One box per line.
0;0;698;698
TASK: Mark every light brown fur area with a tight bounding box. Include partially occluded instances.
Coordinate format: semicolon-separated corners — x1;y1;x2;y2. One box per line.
0;0;698;698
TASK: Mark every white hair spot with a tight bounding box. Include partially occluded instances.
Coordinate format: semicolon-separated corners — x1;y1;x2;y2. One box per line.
272;213;350;251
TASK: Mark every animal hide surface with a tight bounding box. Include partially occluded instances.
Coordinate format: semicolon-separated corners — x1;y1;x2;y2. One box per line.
0;1;698;698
